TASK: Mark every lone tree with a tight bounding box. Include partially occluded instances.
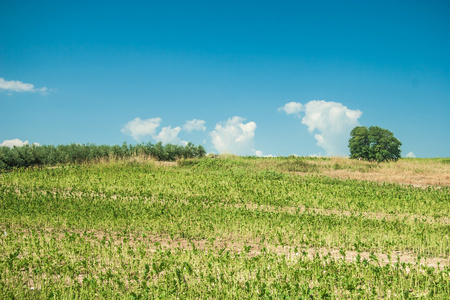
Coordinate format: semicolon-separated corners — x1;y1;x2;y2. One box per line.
349;126;402;162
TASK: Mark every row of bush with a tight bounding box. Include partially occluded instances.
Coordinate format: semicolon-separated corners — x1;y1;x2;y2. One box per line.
0;142;206;171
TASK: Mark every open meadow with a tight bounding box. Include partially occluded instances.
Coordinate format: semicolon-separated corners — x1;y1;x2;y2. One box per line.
1;156;449;298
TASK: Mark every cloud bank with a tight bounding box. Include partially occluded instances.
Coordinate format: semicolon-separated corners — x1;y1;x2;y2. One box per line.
122;116;260;155
210;116;257;155
0;78;48;94
279;100;362;156
123;102;361;156
122;117;208;145
1;139;40;148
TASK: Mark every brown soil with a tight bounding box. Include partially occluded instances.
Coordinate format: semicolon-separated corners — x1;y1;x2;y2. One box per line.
155;161;178;167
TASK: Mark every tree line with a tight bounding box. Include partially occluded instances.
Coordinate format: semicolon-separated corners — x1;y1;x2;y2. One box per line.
0;124;404;171
0;142;206;171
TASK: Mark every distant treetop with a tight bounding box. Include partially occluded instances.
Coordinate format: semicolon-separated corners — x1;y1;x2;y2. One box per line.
349;126;401;162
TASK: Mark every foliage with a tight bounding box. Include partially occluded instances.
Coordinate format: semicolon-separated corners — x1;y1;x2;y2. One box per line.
349;126;402;162
0;142;205;171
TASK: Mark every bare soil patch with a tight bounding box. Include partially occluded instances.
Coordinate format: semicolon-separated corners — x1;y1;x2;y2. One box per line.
238;203;450;225
155;161;178;167
322;169;449;188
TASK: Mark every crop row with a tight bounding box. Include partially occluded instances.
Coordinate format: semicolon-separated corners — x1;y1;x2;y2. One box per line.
2;159;449;217
1;157;449;298
1;228;450;299
1;184;449;258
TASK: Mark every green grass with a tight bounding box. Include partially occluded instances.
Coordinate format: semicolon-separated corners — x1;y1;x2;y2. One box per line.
1;157;450;298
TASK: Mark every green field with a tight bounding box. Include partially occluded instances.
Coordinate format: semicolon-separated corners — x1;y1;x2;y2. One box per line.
1;156;449;298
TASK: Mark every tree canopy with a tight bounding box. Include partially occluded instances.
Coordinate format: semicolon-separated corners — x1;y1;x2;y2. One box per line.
349;126;402;162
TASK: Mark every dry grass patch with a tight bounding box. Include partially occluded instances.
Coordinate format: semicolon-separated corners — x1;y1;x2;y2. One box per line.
312;157;450;187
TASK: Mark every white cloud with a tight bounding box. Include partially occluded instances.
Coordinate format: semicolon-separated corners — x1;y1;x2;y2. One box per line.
406;152;416;158
255;150;263;157
183;119;206;133
280;100;362;156
255;150;274;157
155;126;187;145
278;102;304;115
0;78;48;94
0;139;38;148
121;117;188;145
121;117;161;141
210;116;257;155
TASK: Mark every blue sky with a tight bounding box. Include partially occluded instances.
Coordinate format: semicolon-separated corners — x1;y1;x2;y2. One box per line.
1;0;449;157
